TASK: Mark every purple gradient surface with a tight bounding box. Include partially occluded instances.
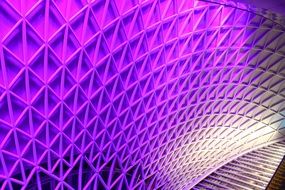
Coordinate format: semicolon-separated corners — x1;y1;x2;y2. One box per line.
0;0;284;190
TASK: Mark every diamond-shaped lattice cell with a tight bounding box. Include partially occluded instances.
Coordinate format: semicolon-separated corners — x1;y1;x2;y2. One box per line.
0;0;285;190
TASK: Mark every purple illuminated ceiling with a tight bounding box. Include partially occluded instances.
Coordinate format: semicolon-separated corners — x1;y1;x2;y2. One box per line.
0;0;284;190
233;0;285;16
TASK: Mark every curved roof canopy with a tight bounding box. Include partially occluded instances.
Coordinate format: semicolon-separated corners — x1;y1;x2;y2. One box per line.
0;0;284;189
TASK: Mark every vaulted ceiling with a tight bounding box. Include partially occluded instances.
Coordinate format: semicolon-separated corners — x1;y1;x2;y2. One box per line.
0;0;284;189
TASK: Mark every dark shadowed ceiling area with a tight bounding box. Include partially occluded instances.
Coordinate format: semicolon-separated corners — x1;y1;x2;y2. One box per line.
234;0;285;15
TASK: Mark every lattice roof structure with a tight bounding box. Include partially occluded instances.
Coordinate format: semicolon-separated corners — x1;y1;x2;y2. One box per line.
193;141;285;189
0;0;284;189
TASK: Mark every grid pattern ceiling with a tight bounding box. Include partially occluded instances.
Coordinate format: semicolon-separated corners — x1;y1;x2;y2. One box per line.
193;141;285;190
0;0;284;189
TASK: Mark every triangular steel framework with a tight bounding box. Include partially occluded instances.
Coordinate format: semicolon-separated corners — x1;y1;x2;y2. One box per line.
0;0;284;189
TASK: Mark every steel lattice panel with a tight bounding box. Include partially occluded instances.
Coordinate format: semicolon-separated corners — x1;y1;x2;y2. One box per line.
193;141;285;190
0;0;284;190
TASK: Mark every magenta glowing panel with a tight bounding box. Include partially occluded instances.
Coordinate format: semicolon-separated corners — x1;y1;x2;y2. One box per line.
0;0;285;190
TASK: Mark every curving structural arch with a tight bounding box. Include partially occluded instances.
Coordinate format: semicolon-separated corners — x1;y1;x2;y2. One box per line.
0;0;284;189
